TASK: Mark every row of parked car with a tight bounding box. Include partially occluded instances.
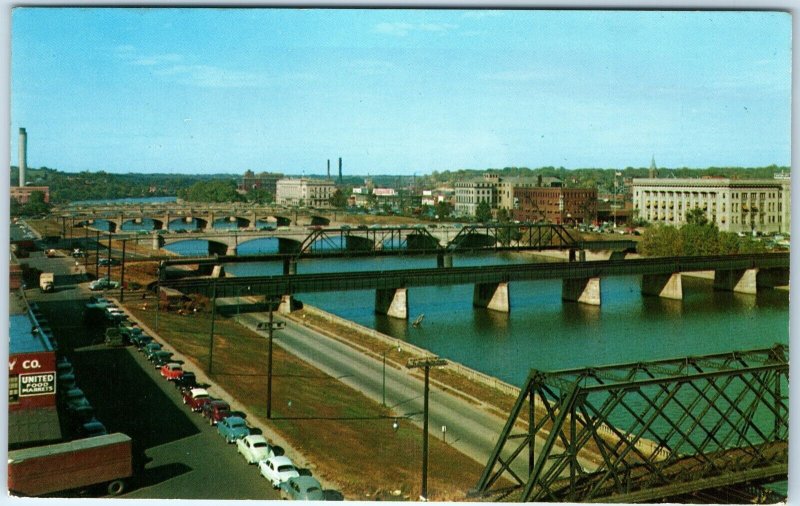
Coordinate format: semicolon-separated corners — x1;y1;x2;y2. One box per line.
97;303;330;500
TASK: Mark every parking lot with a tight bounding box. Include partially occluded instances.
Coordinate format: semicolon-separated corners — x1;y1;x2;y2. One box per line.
29;276;279;499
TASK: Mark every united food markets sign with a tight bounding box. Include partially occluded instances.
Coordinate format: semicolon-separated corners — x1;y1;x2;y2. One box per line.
19;372;56;396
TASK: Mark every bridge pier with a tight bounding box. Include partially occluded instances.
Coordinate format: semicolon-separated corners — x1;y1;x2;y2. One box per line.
278;295;295;314
152;234;161;251
436;254;453;268
473;282;510;313
375;288;408;319
226;245;237;256
714;269;757;295
283;258;297;275
211;265;225;278
641;273;683;300
756;268;790;289
562;277;601;305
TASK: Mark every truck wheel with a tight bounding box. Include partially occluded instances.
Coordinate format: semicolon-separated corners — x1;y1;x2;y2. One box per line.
107;479;126;496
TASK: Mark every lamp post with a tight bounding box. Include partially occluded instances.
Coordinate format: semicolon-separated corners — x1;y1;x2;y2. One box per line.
258;299;285;419
208;280;217;374
119;239;127;302
406;356;447;501
382;344;402;406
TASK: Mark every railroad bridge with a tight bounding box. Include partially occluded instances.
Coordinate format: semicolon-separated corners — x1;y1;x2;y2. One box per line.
471;345;788;503
159;253;789;319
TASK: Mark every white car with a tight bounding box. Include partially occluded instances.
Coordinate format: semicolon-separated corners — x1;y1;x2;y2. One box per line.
258;456;299;488
237;435;276;464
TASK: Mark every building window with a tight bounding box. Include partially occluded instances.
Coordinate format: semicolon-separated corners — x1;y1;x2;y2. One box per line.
9;374;19;403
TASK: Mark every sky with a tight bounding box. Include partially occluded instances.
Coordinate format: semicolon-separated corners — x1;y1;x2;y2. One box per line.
9;8;792;175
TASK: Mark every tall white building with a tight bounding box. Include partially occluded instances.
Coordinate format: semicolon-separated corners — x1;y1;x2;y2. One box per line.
275;178;336;208
631;178;790;234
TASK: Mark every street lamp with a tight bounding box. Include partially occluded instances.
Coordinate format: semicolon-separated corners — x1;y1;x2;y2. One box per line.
406;356;447;501
382;344;402;407
257;299;285;419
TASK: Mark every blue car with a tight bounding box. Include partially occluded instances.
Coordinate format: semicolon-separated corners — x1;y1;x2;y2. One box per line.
279;476;325;501
217;416;250;443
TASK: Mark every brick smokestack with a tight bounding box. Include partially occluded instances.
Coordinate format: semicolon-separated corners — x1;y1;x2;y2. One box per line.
338;157;342;183
18;128;27;187
327;159;330;180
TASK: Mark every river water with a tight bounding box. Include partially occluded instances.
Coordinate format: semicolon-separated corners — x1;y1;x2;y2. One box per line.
163;241;793;388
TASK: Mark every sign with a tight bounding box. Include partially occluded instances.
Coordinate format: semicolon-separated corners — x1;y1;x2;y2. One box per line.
19;372;56;397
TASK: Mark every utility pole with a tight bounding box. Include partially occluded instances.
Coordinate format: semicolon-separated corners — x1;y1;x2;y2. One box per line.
406;356;447;501
258;300;285;419
106;234;112;280
119;239;127;302
208;280;217;374
95;230;100;278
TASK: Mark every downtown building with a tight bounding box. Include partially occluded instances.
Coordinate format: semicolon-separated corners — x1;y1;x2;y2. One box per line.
275;177;336;208
454;173;544;217
512;186;598;225
631;178;791;234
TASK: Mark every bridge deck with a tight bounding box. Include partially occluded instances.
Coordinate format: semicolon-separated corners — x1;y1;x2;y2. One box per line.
160;253;789;298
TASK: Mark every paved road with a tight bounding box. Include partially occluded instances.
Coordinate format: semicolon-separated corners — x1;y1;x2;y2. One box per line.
235;312;596;484
25;253;278;499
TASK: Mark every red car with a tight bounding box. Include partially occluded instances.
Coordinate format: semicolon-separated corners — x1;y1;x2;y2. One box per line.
182;388;212;412
160;362;184;381
202;400;231;426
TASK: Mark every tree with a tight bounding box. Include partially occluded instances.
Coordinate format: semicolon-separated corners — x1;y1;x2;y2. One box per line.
685;208;709;226
434;201;452;219
475;201;492;222
329;189;348;208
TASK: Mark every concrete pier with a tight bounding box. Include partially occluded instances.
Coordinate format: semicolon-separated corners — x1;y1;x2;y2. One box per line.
283;257;297;275
437;254;453;268
278;294;295;314
714;269;758;295
375;288;408;319
473;282;510;313
641;273;683;300
562;277;601;305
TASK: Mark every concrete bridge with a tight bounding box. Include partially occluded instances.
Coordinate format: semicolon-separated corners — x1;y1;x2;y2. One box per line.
160;253;789;319
71;211;333;233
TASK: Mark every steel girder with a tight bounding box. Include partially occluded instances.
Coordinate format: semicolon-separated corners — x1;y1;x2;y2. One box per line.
473;345;788;503
448;223;577;251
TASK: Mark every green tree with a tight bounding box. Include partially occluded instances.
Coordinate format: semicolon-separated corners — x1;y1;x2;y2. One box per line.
685;208;709;226
434;201;452;219
329;189;348;208
475;201;492;222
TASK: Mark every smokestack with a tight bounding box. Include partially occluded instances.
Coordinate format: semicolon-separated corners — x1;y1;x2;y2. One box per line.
649;155;657;179
327;159;330;180
338;157;342;183
18;128;27;188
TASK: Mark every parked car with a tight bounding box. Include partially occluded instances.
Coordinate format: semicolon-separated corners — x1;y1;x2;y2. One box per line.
279;476;324;501
236;435;278;464
89;277;120;291
217;416;250;443
160;362;184;381
98;258;120;266
183;388;212;412
151;351;175;368
131;333;153;349
56;357;74;376
259;456;300;488
143;342;163;358
173;371;198;391
78;419;108;438
202;399;231;426
63;388;91;412
57;372;77;390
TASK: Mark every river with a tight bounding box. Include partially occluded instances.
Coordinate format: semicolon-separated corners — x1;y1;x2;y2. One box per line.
163;240;790;387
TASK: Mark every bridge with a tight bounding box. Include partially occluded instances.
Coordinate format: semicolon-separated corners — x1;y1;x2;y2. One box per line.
148;223;602;258
158;253;789;319
471;344;788;502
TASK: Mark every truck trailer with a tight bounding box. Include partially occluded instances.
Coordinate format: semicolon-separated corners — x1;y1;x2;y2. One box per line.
39;272;54;293
8;432;133;497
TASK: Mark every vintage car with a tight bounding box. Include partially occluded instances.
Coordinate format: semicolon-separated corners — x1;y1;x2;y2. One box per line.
183;388;212;412
236;435;279;464
258;456;300;488
202;399;231;426
160;362;184;381
217;416;250;443
279;476;324;501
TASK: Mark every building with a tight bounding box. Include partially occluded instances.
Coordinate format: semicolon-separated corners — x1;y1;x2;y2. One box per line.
455;174;498;217
238;171;283;195
631;178;790;234
275;178;336;208
9;294;61;449
513;187;598;224
11;186;50;205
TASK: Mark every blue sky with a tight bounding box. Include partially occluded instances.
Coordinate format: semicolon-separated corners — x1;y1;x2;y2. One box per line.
10;8;792;175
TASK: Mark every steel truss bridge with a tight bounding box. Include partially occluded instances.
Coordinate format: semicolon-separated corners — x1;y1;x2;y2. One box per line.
472;345;788;503
157;253;788;298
